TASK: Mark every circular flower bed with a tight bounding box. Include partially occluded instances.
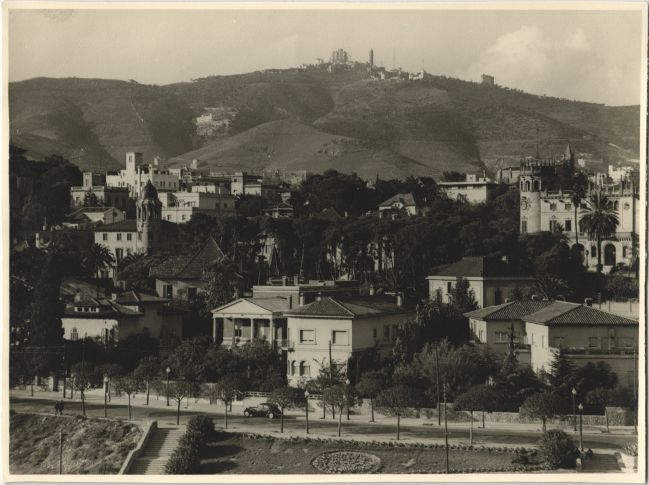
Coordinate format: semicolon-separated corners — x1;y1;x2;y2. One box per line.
312;451;382;474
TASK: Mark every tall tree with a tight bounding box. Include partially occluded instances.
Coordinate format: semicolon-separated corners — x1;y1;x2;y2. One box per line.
82;243;115;292
376;385;419;440
579;191;619;272
520;390;564;432
569;173;588;247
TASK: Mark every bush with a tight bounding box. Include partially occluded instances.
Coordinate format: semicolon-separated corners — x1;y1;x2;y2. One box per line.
165;445;199;474
622;442;638;456
186;415;214;440
538;430;579;469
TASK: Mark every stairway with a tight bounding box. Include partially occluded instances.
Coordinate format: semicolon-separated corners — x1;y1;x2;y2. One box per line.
581;452;622;473
128;425;184;474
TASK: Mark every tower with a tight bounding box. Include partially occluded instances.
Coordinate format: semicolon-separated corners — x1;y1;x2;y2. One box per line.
519;165;543;234
125;152;143;176
137;180;162;254
369;49;374;68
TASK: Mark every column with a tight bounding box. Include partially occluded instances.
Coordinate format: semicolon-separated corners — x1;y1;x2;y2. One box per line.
270;319;276;348
250;318;255;342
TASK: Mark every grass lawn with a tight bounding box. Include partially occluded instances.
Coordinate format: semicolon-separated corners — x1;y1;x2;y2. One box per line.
9;412;141;474
198;432;541;474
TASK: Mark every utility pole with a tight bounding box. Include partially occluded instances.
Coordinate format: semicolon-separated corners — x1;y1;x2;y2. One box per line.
59;430;63;474
435;345;441;426
80;334;86;417
444;381;449;473
328;340;335;419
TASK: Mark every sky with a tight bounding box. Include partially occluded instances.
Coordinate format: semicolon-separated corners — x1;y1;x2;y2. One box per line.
8;7;644;106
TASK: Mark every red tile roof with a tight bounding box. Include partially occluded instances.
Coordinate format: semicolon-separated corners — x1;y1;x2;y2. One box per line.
285;296;412;318
428;256;531;278
524;301;638;326
464;300;553;321
151;236;225;280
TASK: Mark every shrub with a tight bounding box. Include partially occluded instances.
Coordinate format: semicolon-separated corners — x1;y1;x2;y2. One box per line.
538;430;579;469
622;442;638;456
165;415;213;474
165;445;199;474
186;415;214;441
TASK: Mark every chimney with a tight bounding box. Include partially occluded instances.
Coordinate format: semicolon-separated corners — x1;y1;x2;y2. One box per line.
288;295;293;310
584;298;593;307
316;292;323;302
396;292;403;307
299;293;305;306
369;284;375;296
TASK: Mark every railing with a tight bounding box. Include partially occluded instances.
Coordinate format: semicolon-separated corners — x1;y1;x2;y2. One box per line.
562;347;636;356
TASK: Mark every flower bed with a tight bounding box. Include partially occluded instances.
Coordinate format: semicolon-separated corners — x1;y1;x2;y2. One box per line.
312;451;382;474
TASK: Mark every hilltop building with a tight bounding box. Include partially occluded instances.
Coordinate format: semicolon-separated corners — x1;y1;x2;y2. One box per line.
427;256;534;308
481;74;495;85
466;300;638;385
106;152;180;198
331;48;350;64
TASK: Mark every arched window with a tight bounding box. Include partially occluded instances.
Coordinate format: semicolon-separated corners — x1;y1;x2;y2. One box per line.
533;180;540;191
613;201;619;211
290;361;297;376
299;361;310;377
71;327;79;341
494;288;502;305
525;180;531;191
604;244;616;266
591;245;597;257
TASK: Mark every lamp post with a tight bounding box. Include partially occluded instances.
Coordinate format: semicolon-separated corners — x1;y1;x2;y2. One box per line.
571;387;577;432
443;381;449;474
166;367;171;407
304;390;310;434
103;376;109;418
345;379;351;421
578;403;584;452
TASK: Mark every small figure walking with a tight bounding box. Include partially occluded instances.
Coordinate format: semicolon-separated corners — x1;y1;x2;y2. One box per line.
53;401;59;415
58;400;64;415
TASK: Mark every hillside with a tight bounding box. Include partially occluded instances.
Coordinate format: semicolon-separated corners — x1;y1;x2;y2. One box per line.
9;69;640;177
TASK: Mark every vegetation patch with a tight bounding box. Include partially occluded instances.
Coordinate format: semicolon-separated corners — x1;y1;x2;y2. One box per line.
312;450;382;474
9;412;141;474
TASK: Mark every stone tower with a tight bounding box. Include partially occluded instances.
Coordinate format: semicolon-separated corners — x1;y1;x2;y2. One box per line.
137;180;162;254
519;163;543;234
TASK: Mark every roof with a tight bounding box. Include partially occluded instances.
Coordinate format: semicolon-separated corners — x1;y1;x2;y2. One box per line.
427;257;531;278
94;219;137;232
141;180;159;200
151;236;226;280
465;300;553;321
63;299;142;319
379;193;417;207
212;297;291;314
524;301;638;326
285;296;412;318
114;290;169;305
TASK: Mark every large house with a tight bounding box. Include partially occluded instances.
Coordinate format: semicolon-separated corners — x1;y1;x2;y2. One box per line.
62;291;183;344
158;191;236;223
283;294;414;384
438;174;499;204
93;181;177;273
518;151;639;272
466;300;638;386
427;256;534;308
106;152;180;198
70;172;130;212
151;236;228;301
378;193;426;219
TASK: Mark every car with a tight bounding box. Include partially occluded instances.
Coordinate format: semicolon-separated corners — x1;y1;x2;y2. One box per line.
243;402;282;419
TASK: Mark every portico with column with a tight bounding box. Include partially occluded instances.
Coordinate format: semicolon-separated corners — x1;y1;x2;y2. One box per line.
211;297;292;349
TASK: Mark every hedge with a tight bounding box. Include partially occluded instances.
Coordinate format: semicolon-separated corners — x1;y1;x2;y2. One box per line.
165;415;214;474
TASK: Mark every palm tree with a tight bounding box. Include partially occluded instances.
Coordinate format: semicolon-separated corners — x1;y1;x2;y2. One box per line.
82;243;115;295
570;177;588;246
579;191;619;272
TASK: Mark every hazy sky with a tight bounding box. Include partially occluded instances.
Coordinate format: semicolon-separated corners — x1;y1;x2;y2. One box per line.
8;7;644;106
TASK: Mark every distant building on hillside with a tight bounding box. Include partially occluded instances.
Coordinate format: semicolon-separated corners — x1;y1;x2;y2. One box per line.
369;49;374;67
481;74;495;85
106;152;180;198
378;193;427;219
438;174;499;203
158;191;236;223
70;172;130;211
331;48;350;64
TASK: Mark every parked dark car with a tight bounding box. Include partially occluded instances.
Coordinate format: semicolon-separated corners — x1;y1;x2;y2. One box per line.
243;403;282;419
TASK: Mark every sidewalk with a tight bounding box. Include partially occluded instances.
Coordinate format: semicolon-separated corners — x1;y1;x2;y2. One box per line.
10;388;636;438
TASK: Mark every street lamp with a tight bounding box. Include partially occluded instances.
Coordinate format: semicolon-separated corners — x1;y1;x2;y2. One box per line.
166;367;171;407
578;403;584;452
304;390;310;434
345;379;351;421
103;376;109;418
571;387;577;432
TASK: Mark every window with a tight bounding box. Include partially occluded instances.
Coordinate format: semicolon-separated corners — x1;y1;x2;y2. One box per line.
521;220;527;233
70;328;79;341
182;214;186;221
127;233;132;241
588;337;599;348
617;337;634;348
332;330;348;345
565;203;572;210
163;284;173;298
138;232;142;241
115;248;123;261
291;361;297;376
103;233;108;241
495;331;508;343
300;329;315;343
373;328;378;340
299;361;310;377
234;326;243;338
447;282;452;293
553;337;564;348
383;325;390;340
116;232;122;241
187;287;197;301
591;245;597;257
549;220;558;232
624;202;631;210
550;203;557;210
565;220;572;231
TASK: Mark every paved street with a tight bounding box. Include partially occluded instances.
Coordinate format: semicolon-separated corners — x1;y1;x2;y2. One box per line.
10;390;635;451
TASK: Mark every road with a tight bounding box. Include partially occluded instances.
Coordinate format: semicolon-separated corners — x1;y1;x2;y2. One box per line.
10;395;634;451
